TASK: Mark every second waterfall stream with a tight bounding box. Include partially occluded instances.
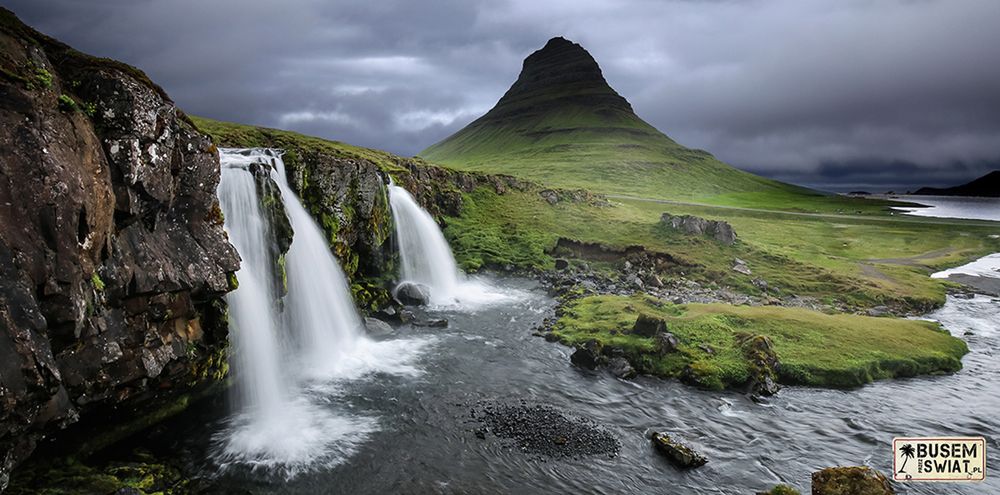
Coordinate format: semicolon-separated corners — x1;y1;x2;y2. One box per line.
388;182;517;307
215;148;425;476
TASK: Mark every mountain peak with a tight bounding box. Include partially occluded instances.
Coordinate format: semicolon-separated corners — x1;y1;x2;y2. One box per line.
491;36;633;116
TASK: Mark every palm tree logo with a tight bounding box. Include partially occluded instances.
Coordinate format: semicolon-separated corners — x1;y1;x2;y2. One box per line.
898;444;916;473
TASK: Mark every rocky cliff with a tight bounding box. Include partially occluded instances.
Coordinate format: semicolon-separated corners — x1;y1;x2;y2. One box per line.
0;9;238;487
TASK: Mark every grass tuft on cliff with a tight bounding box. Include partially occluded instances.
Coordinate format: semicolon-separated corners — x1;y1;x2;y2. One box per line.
552;294;968;389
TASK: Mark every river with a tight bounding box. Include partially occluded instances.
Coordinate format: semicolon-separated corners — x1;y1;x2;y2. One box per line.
130;197;998;494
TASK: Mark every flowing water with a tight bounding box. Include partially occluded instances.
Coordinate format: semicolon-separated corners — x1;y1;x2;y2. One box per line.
388;183;514;307
151;189;997;493
214;149;427;477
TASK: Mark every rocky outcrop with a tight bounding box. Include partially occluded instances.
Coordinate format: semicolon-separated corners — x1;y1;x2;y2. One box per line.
0;8;238;486
651;432;707;468
739;334;781;396
811;466;894;495
661;213;737;245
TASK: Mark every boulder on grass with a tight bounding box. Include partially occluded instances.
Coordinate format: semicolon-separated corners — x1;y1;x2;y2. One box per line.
632;313;667;337
394;282;430;306
654;331;680;353
651;432;707;468
811;466;894;495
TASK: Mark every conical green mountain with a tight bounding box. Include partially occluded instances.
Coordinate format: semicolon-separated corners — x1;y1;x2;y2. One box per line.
421;37;804;202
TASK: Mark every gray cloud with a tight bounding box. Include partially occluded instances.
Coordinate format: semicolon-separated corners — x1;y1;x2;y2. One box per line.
7;0;1000;190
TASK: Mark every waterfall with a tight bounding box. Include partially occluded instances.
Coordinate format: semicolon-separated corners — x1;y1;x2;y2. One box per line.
271;156;366;375
388;184;462;304
387;183;521;307
213;148;430;477
216;161;290;427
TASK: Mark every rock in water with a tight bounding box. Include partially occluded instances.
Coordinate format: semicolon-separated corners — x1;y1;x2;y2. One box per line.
364;317;394;337
394;281;431;306
607;357;636;379
570;340;603;369
739;334;781;397
811;466;894;495
412;317;448;328
632;313;668;337
651;432;708;468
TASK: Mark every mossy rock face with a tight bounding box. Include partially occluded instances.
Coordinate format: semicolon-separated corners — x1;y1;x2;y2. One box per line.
811;466;894;495
756;484;801;495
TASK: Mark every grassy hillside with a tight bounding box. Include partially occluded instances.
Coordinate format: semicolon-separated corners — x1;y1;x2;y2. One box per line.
446;187;1000;310
420;37;891;212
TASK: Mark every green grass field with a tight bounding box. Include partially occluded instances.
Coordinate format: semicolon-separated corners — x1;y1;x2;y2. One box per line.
552;294;968;389
445;187;1000;310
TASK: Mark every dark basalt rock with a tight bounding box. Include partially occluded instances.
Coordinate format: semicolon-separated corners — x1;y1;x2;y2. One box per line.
607;357;636;379
651;432;707;468
0;8;239;484
654;331;680;353
632;313;667;337
811;466;894;495
661;213;737;246
570;340;603;370
393;282;430;306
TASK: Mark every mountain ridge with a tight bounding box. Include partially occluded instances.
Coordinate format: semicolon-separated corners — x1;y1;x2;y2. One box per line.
914;170;999;197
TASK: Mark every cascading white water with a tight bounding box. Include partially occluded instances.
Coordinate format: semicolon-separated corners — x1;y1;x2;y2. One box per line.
216;162;290;428
270;156;367;376
214;149;430;476
388;184;462;304
388;183;522;307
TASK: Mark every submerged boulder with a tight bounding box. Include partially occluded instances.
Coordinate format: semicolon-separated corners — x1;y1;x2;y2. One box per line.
394;282;431;306
651;432;707;468
811;466;894;495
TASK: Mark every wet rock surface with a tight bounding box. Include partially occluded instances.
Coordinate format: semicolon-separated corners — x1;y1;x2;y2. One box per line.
470;400;620;459
811;466;894;495
0;9;239;482
651;431;708;468
393;281;430;306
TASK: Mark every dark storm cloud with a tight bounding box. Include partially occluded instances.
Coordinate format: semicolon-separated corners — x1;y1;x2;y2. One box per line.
7;0;1000;190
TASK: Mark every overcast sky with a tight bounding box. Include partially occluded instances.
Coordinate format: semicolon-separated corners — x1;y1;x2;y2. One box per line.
8;0;1000;191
